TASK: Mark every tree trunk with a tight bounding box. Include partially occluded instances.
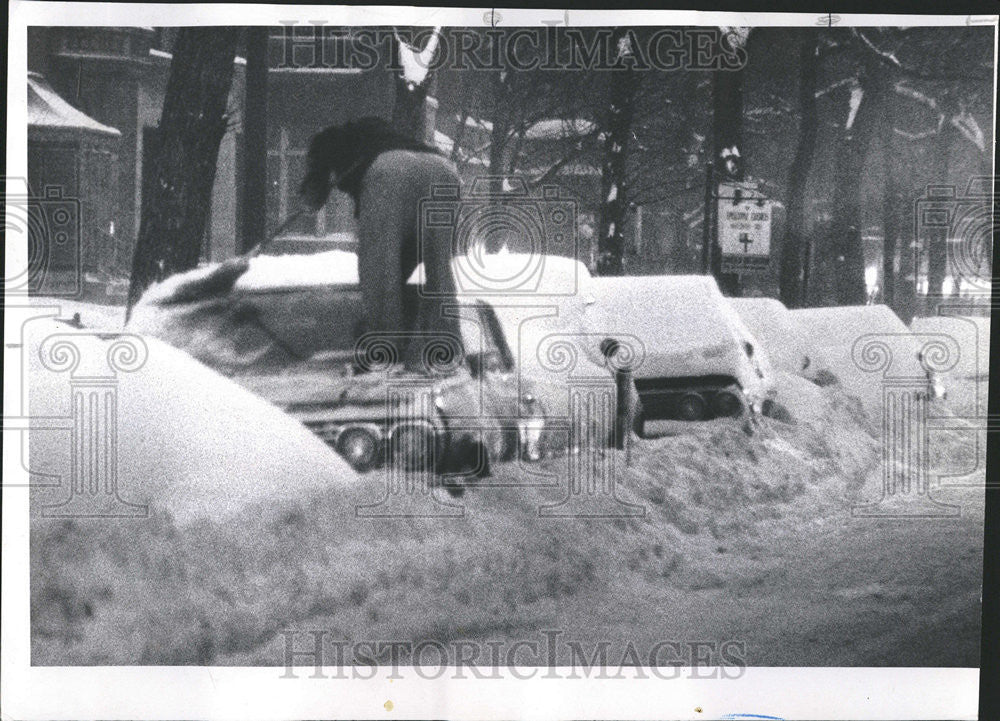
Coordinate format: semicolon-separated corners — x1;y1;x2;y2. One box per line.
881;81;900;311
925;122;954;310
391;30;440;142
126;28;239;316
830;63;888;306
239;27;269;254
596;28;639;277
882;166;898;309
778;33;819;309
392;78;430;141
487;67;512;200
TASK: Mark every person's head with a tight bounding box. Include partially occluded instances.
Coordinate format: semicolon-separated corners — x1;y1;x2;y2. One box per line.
299;124;352;210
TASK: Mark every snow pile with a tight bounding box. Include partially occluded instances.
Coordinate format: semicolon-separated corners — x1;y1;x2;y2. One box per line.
582;275;775;404
788;305;929;413
30;366;884;665
27;319;358;525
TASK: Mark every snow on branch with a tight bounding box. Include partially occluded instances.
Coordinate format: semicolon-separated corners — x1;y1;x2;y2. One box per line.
815;77;858;99
852;28;992;83
951;111;986;153
395;26;441;88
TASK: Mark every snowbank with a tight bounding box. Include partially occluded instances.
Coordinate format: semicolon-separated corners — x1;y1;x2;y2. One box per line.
27;319;358;525
30;364;890;665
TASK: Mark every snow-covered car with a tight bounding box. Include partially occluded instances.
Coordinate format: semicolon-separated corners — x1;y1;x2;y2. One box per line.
581;274;776;434
128;250;547;478
788;304;946;409
420;251;640;451
727;297;816;379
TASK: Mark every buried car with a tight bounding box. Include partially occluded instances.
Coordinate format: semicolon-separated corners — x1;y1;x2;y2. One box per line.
788;304;947;410
581;274;777;434
128;250;547;478
415;251;641;452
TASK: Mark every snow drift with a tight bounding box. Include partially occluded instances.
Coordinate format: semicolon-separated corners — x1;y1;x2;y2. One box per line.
27;318;359;525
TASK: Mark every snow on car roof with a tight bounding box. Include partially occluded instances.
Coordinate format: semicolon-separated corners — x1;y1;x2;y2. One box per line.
407;250;590;298
136;250;360;306
141;249;590;306
910;314;990;379
236;249;360;289
585;274;746;350
582;275;773;396
789;304;917;354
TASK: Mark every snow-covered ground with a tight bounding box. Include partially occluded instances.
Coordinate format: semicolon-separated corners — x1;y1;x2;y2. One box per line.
27;295;985;667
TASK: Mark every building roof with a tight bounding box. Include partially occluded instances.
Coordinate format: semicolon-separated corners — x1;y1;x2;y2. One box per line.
28;72;121;138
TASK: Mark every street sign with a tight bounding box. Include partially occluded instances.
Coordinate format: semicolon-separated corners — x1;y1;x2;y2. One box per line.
717;182;772;273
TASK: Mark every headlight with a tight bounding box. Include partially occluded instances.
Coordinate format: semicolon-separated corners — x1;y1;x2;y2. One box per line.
711;389;744;418
518;415;545;462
